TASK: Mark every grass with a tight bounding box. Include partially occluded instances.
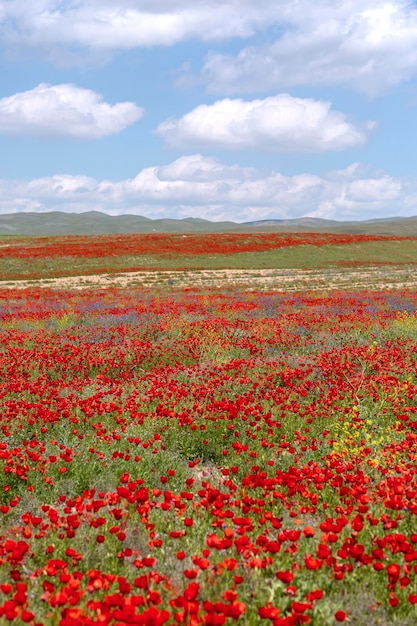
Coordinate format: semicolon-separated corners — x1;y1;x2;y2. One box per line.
2;239;417;281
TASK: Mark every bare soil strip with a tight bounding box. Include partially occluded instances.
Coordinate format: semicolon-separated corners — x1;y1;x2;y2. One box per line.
0;265;416;291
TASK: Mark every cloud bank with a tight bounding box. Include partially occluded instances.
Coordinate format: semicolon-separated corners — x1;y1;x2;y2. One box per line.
200;1;417;95
0;1;294;48
2;2;417;94
0;155;411;222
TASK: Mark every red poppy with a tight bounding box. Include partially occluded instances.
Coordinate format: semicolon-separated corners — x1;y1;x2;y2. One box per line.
334;610;347;622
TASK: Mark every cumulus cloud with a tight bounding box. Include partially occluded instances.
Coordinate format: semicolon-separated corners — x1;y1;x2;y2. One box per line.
199;1;417;95
0;155;414;222
0;83;143;138
156;95;374;152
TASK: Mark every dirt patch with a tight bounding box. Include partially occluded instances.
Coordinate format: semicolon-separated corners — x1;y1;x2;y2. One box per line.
0;265;416;291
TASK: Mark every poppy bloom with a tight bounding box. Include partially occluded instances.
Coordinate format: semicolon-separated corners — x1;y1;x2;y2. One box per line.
335;610;347;622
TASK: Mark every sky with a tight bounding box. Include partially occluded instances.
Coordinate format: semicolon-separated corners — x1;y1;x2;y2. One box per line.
1;1;417;223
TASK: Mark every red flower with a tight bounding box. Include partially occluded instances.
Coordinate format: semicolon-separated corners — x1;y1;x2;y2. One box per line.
258;604;280;619
334;610;347;622
276;571;293;584
184;582;200;601
387;563;401;582
304;555;323;570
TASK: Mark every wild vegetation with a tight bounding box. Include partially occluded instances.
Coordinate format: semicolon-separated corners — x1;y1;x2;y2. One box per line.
1;234;417;625
1;232;417;280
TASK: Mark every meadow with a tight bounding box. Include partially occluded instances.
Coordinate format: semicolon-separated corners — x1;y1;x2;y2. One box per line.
1;233;417;625
1;232;417;280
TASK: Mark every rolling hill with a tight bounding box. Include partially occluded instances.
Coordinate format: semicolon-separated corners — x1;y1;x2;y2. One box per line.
1;210;417;236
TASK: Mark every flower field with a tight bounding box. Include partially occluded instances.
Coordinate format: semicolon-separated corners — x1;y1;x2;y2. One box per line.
1;279;417;625
1;232;410;260
2;232;417;280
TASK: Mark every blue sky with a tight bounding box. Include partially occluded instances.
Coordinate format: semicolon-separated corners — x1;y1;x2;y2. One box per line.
1;1;417;222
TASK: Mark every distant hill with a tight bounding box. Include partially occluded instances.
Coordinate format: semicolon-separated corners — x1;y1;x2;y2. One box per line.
1;211;417;236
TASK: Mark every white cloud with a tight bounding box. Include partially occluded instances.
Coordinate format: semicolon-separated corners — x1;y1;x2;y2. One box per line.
0;155;414;222
199;1;417;95
157;154;255;182
156;95;374;152
0;1;297;49
2;2;417;93
345;177;402;203
0;83;143;138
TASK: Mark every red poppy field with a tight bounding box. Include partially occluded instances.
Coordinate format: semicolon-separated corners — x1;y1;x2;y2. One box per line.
1;232;410;260
2;232;417;280
1;234;417;625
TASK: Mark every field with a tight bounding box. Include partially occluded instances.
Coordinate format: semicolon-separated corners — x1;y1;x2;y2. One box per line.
1;233;417;281
1;232;417;625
